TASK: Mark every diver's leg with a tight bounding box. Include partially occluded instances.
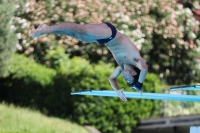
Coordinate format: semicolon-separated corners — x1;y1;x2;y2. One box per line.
31;22;113;43
31;22;80;37
31;22;102;43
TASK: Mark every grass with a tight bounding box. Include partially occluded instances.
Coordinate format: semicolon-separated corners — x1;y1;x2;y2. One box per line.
0;103;90;133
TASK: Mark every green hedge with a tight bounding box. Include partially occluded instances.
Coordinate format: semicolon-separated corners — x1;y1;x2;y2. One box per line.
0;54;56;108
0;52;165;133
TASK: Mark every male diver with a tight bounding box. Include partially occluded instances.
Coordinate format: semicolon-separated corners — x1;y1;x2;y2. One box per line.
31;22;148;102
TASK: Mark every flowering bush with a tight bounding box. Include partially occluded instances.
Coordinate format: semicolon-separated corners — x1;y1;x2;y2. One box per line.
13;0;200;84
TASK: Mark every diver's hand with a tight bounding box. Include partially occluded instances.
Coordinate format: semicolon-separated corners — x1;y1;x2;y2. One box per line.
116;89;127;102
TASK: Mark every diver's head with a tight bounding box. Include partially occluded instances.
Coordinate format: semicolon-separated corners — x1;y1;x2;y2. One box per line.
121;69;137;86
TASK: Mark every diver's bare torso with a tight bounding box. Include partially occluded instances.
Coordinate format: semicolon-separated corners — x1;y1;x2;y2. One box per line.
75;23;140;68
105;31;140;67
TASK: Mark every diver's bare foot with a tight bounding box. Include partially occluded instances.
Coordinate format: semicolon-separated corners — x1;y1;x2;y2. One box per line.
31;24;48;37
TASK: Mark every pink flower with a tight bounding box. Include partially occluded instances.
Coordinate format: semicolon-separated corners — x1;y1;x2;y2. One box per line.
189;40;194;45
195;10;200;16
193;27;197;32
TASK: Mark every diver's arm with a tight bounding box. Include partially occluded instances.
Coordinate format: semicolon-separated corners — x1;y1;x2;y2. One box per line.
108;66;122;92
109;66;127;101
135;57;148;83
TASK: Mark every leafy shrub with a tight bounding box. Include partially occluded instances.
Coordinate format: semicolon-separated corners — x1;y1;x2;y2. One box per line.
45;47;165;133
0;0;17;77
0;54;56;108
0;50;165;133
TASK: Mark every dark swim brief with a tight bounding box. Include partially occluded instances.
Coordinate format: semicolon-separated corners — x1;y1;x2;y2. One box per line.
96;22;117;45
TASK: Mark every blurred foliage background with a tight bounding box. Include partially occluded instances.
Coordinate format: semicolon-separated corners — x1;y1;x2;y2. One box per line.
0;0;200;133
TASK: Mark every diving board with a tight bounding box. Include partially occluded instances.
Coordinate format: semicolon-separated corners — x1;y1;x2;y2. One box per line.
170;85;200;90
71;90;200;102
190;126;200;133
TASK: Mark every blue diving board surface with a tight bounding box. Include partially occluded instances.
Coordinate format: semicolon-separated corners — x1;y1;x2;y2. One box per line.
71;90;200;102
170;85;200;90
